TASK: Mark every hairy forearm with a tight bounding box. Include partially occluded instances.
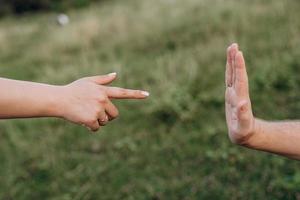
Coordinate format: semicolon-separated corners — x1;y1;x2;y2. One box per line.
245;119;300;160
0;78;63;119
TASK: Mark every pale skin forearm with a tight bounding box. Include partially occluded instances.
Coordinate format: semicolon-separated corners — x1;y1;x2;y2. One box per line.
246;119;300;160
0;78;63;118
0;73;149;132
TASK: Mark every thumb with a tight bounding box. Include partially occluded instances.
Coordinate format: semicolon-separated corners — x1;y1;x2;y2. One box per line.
86;72;117;85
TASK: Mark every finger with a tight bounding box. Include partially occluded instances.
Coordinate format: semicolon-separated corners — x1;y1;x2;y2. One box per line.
105;100;119;120
229;43;239;85
86;120;100;132
86;72;117;85
226;45;233;87
225;87;237;107
105;87;150;99
237;100;252;129
98;110;109;126
225;88;233;128
234;51;249;98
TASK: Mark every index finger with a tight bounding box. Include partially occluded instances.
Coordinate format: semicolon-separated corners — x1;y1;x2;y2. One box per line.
105;87;150;99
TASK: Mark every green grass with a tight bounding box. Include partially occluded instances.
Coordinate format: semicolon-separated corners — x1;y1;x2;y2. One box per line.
1;0;300;199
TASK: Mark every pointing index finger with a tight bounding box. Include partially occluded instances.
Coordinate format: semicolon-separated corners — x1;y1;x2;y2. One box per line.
105;87;150;99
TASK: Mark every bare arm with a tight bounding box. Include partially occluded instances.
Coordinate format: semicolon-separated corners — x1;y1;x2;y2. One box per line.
249;119;300;160
225;43;300;160
0;78;63;119
0;73;149;132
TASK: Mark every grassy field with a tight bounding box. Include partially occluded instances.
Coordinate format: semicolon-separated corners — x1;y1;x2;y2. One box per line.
1;0;300;199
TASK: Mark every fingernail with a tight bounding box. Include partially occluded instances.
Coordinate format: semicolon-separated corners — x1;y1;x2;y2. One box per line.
141;91;150;97
108;72;117;76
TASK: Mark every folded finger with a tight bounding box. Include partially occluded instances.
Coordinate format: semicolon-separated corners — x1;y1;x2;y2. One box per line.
98;110;109;126
105;100;119;120
85;120;100;132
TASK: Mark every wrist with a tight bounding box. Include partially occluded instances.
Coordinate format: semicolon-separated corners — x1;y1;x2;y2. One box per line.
241;118;265;148
44;85;67;118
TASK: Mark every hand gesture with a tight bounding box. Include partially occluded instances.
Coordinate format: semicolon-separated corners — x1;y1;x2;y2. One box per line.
225;44;255;144
60;73;149;132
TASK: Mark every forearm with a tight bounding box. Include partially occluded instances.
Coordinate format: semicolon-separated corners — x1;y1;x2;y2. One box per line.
245;119;300;160
0;78;63;119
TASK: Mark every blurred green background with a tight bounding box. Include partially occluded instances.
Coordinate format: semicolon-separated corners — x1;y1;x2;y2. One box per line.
1;0;300;199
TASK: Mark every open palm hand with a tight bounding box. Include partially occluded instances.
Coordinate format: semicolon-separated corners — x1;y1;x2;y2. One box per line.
225;44;255;145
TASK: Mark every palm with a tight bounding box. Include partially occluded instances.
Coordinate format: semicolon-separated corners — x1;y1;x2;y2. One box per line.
225;44;255;144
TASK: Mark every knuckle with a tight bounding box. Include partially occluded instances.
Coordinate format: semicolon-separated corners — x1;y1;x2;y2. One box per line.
95;107;103;115
94;109;100;116
98;95;108;103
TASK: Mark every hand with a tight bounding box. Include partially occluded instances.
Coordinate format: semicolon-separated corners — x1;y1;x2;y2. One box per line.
58;73;149;132
225;44;256;145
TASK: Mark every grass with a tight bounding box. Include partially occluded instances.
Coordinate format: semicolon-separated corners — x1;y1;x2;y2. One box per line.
1;0;300;199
